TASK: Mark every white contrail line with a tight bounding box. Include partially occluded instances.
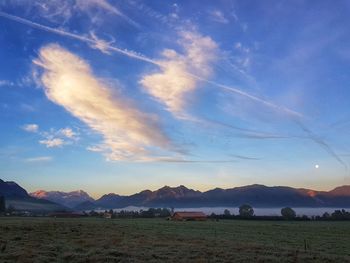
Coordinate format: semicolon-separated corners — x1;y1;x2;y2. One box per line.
295;120;348;169
186;72;303;118
0;11;156;65
0;11;302;118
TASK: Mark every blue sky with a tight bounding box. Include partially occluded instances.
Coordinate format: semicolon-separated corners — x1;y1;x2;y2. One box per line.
1;0;350;197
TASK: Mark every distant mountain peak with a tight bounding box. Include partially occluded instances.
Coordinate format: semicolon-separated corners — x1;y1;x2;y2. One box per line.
329;185;350;196
30;189;94;208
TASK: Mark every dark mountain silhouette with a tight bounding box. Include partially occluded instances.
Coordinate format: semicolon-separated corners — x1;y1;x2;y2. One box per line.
0;179;67;212
0;179;28;198
7;177;349;210
74;184;350;210
30;190;94;208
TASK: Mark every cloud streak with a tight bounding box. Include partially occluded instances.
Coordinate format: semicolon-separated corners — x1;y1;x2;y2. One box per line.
295;120;347;169
140;31;217;116
209;10;229;24
34;44;175;161
76;0;141;29
0;80;14;87
22;124;39;133
24;156;53;162
59;127;77;139
39;138;65;148
229;154;261;160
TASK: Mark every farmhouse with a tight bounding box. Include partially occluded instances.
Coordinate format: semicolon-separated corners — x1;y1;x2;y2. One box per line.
103;212;112;219
172;211;207;221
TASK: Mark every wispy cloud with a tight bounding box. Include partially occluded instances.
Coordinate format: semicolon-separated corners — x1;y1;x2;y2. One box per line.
21;123;78;148
0;80;14;87
25;156;53;162
34;44;177;161
128;1;171;28
209;10;229;24
22;124;39;133
58;127;77;139
39;138;64;148
76;0;141;29
140;31;218;116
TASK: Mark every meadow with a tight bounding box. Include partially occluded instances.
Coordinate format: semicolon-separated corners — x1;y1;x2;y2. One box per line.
0;217;350;262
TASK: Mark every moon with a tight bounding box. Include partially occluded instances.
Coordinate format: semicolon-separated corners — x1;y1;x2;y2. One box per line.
315;164;319;169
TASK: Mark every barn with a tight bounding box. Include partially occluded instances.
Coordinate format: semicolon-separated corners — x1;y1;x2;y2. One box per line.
172;211;207;221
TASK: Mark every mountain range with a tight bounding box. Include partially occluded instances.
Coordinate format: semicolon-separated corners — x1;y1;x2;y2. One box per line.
32;184;350;210
1;178;350;211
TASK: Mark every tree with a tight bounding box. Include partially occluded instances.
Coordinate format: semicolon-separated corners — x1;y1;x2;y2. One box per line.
0;196;5;213
331;209;350;220
160;208;171;217
239;204;254;218
322;212;330;219
281;207;296;220
7;205;15;214
224;209;231;217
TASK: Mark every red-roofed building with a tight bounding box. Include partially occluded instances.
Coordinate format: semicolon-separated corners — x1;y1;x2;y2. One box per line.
172;211;207;221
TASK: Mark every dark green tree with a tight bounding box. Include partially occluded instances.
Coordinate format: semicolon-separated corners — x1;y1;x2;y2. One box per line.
160;208;171;217
224;209;231;217
281;207;296;219
0;196;5;213
239;204;254;218
7;205;15;214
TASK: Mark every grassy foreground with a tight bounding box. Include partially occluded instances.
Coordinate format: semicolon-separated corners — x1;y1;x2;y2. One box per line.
0;217;350;262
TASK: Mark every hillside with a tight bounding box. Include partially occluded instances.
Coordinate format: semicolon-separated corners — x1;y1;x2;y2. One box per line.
0;179;68;212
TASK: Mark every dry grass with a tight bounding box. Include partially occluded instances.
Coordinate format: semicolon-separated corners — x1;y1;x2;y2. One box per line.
0;217;350;262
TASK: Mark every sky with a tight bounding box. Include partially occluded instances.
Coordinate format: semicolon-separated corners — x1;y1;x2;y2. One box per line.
1;0;350;198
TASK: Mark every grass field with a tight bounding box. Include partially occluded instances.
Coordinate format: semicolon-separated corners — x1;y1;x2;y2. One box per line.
0;217;350;262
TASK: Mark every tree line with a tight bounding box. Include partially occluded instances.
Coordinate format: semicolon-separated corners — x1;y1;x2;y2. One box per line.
0;196;5;213
209;204;350;221
86;207;172;218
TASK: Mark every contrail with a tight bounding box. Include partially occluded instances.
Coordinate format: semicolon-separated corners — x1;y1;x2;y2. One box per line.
146;157;237;163
229;154;261;160
0;11;156;65
186;72;303;118
295;120;347;169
